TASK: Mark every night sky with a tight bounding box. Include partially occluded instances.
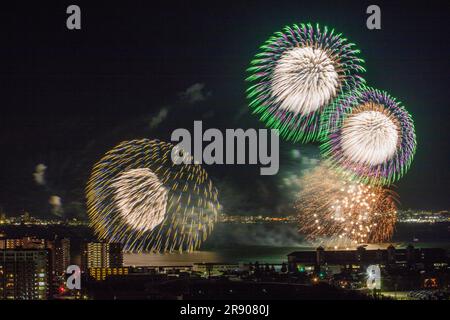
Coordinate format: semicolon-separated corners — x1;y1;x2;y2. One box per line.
0;0;448;218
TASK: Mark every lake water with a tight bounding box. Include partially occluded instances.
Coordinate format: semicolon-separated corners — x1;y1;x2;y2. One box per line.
124;222;450;266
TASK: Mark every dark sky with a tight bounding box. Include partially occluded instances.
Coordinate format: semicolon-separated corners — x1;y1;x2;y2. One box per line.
0;0;448;217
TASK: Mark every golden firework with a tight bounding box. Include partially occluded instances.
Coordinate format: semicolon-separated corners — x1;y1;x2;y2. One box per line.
296;163;397;248
86;139;220;253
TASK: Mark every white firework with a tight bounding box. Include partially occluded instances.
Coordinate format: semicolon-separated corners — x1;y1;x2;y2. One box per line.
271;46;340;115
341;107;400;166
111;168;168;232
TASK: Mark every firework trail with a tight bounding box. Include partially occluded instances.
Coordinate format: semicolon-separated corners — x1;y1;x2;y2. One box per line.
320;87;416;185
247;23;366;142
296;163;397;249
86;139;220;253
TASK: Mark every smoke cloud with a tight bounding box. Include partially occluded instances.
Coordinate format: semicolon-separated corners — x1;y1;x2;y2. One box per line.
204;223;307;248
33;163;47;185
149;107;169;129
179;83;210;104
49;195;63;216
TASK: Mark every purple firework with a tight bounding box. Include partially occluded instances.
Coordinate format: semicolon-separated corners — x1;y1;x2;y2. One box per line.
320;87;416;185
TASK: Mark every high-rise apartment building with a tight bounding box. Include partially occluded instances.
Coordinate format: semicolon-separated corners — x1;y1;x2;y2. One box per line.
83;242;123;270
54;238;70;277
0;249;50;300
0;237;45;249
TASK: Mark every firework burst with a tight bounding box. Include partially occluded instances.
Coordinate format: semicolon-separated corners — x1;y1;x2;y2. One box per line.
247;23;366;142
86;139;220;253
296;164;397;248
321;87;416;185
